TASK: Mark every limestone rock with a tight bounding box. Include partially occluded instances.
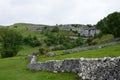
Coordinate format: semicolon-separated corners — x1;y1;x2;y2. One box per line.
27;54;33;61
46;52;56;57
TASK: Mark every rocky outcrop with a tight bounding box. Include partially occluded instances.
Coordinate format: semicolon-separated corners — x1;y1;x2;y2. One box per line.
27;24;100;37
28;57;120;80
57;24;99;37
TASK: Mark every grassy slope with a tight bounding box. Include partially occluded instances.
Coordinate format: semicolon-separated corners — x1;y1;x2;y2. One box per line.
12;28;41;37
0;44;119;80
0;26;120;80
38;44;120;62
17;46;39;56
9;23;48;40
10;23;48;28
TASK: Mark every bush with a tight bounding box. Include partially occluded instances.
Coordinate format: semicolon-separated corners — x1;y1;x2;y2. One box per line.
23;35;41;47
51;26;59;32
0;49;16;58
62;42;74;49
86;38;94;46
0;28;23;58
39;46;49;55
76;37;84;46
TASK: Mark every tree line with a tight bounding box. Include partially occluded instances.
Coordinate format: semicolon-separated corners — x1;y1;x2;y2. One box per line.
96;12;120;37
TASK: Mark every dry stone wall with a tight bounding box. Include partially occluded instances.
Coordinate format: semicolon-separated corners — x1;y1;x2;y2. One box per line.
28;57;120;80
63;41;120;54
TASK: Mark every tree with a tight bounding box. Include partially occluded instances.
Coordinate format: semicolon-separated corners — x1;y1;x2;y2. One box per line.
0;28;23;58
96;12;120;37
39;46;48;55
23;35;41;47
52;26;59;32
76;37;84;46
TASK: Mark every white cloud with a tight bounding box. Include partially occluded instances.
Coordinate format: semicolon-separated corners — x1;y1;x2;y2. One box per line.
0;0;120;25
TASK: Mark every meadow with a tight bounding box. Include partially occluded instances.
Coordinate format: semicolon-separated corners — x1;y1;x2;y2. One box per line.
0;44;120;80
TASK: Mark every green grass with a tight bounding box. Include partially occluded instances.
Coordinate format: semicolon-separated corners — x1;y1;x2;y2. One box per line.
52;50;64;55
93;34;114;44
0;44;120;80
9;26;47;40
12;28;41;37
10;23;48;28
38;44;120;62
0;57;78;80
17;46;39;56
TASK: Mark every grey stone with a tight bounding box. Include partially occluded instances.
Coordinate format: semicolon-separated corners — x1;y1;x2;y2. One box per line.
32;52;40;56
30;55;37;64
46;52;56;57
28;57;120;80
27;54;33;61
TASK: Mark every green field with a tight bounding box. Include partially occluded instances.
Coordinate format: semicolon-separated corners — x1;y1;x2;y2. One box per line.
0;44;120;80
0;57;78;80
38;44;120;62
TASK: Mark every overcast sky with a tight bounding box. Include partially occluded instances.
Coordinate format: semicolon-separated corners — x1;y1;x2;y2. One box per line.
0;0;120;26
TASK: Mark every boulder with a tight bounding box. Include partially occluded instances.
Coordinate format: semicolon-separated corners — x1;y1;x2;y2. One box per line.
27;54;33;61
30;56;37;64
46;52;56;57
32;52;40;56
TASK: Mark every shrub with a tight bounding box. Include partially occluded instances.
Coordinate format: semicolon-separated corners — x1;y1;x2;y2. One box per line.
23;35;41;47
39;46;49;55
76;37;84;46
51;26;59;32
0;28;22;58
86;38;94;46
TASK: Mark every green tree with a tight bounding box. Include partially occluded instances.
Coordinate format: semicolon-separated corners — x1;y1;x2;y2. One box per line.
0;28;23;58
76;37;84;46
23;35;41;47
52;26;59;32
39;46;48;55
96;12;120;37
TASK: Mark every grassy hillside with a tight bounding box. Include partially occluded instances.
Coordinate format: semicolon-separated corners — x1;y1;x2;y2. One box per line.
0;43;120;80
9;23;49;39
17;46;39;56
10;23;48;28
0;24;120;80
38;44;120;62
